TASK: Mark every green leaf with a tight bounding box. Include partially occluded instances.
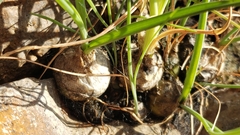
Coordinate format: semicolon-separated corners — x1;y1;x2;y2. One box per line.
179;0;209;103
56;0;88;40
82;1;240;53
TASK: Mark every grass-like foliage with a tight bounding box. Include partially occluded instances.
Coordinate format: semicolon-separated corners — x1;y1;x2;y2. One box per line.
31;0;240;134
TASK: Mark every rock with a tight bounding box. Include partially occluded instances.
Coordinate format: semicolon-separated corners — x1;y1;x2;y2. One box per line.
0;77;181;135
200;89;240;135
0;0;74;84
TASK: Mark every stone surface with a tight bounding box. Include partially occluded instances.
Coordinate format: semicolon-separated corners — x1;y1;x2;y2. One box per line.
0;0;74;84
0;78;181;135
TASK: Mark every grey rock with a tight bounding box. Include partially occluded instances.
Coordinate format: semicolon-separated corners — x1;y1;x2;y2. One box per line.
0;77;181;135
0;0;74;84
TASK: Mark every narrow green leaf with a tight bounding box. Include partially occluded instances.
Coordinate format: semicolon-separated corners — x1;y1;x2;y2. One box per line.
56;0;88;40
31;13;76;32
200;83;240;88
82;1;240;53
179;0;209;103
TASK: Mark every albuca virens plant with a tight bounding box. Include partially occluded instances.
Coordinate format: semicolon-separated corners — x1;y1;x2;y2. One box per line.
30;0;240;134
